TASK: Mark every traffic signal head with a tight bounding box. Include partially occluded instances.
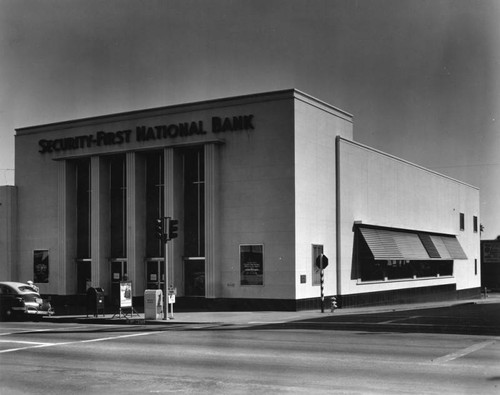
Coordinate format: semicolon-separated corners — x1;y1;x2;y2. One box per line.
154;218;164;240
169;219;179;239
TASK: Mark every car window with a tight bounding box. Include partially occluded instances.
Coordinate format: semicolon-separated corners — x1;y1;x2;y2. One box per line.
0;285;12;295
18;286;36;292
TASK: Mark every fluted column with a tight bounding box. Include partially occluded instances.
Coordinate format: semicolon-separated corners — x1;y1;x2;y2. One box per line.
57;160;76;294
164;148;175;290
90;156;110;291
204;143;219;298
126;152;146;296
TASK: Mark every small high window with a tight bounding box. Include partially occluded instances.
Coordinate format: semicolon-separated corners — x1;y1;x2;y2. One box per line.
473;216;478;233
460;213;465;231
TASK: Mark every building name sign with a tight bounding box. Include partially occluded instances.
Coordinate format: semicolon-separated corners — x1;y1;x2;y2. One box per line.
38;114;254;154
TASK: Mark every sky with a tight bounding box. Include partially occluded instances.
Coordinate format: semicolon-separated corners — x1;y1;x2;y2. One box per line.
0;0;499;239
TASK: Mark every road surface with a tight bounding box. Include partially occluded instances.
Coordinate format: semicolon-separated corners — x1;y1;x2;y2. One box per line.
1;317;498;394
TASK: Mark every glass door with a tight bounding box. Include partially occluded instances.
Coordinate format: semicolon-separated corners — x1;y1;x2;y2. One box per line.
146;259;165;290
110;260;127;307
76;259;91;294
184;258;205;296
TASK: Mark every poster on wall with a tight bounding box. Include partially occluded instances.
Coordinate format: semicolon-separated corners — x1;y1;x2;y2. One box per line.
120;281;132;308
240;245;263;285
33;250;49;283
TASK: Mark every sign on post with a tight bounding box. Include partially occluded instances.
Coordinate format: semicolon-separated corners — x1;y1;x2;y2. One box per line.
315;254;328;313
315;254;329;270
168;287;177;304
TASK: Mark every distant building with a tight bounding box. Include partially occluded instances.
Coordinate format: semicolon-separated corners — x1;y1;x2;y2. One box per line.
0;185;16;280
5;89;481;311
481;238;500;291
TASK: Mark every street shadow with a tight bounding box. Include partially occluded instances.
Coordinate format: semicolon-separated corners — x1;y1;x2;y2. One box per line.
7;303;500;337
237;303;500;336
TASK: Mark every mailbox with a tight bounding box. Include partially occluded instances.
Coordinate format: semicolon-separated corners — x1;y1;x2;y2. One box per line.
86;287;105;317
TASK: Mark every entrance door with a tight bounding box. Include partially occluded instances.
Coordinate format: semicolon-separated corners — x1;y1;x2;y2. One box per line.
146;259;165;290
110;260;127;307
76;259;91;294
184;258;205;296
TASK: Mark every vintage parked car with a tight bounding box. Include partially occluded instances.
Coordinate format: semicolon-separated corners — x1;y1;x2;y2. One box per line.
0;282;54;320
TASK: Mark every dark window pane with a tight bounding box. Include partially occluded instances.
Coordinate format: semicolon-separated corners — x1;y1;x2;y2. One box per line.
110;155;126;257
183;147;204;257
145;151;164;257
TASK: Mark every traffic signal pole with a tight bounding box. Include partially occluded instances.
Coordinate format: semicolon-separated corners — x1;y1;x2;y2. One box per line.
163;238;170;320
154;216;178;320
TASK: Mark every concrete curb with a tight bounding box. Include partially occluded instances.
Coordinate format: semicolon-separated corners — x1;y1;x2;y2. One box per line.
41;296;499;326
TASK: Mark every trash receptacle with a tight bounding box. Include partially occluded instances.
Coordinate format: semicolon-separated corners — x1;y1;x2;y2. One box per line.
87;287;105;317
144;289;163;320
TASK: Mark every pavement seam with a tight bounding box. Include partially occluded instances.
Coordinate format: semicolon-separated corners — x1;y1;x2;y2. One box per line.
431;338;499;364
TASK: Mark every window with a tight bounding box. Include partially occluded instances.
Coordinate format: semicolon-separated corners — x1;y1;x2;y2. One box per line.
460;213;465;231
110;155;126;258
240;245;263;285
75;158;91;259
475;259;477;275
356;229;455;282
473;216;478;233
145;151;164;258
183;147;205;258
312;245;323;285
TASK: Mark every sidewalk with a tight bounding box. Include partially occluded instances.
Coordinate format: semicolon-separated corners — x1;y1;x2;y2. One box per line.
44;293;500;326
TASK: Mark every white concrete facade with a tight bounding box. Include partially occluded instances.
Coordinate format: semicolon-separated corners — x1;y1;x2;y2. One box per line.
9;89;480;310
338;138;481;301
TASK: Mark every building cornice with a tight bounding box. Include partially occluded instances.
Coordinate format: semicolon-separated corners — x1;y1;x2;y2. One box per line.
15;89;352;136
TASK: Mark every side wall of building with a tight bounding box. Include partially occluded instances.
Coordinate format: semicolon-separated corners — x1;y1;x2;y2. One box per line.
216;97;297;300
0;186;17;280
294;97;353;301
15;139;60;296
338;138;481;299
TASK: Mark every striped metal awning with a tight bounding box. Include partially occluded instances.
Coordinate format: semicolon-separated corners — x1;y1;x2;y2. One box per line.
359;227;467;261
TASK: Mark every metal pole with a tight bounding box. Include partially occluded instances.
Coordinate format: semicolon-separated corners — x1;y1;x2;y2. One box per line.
164;239;169;320
320;256;325;313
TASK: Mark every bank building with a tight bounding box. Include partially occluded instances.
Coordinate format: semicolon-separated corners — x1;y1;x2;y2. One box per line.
0;89;481;312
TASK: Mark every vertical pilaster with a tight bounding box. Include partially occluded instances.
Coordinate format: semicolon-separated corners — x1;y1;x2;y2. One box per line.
126;152;136;290
57;161;68;294
126;152;146;296
58;160;77;294
91;156;110;291
164;148;175;289
204;143;219;298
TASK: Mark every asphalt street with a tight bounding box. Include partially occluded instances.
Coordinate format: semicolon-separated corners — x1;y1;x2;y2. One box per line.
0;299;499;394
